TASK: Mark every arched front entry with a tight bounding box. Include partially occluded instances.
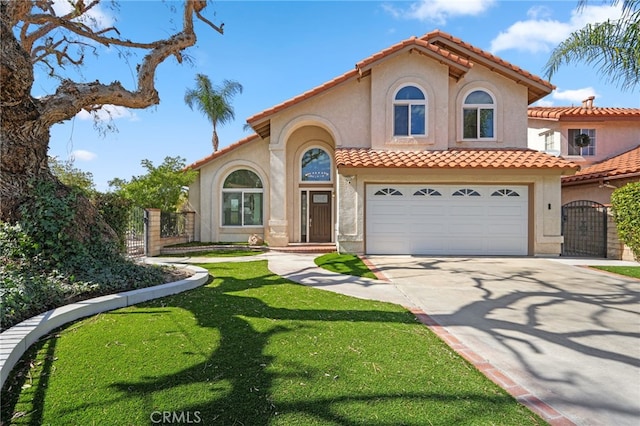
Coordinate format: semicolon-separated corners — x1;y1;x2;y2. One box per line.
561;200;607;257
285;123;336;244
300;147;333;243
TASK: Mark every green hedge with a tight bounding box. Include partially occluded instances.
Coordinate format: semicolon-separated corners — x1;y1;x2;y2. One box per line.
611;182;640;260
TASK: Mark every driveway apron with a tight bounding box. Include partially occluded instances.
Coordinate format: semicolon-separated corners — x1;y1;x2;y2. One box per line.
365;256;640;426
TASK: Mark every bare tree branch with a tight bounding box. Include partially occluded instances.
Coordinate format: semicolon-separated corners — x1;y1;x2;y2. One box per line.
34;0;220;127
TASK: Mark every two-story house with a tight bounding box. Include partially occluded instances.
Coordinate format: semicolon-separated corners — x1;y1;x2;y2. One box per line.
187;30;578;256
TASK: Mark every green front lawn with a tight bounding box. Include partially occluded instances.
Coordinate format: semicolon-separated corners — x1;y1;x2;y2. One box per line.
314;253;378;279
592;265;640;279
2;261;545;425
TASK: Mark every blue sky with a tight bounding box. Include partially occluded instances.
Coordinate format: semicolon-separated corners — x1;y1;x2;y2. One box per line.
43;0;640;191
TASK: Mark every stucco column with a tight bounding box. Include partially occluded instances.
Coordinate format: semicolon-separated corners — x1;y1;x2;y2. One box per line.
267;146;289;246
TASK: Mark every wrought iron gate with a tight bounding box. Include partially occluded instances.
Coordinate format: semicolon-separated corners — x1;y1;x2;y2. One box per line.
561;200;607;257
125;207;147;257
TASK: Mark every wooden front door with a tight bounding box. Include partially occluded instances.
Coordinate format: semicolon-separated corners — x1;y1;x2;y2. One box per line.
309;191;332;242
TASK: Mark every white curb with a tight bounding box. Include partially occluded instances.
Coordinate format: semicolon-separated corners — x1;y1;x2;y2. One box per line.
0;264;209;390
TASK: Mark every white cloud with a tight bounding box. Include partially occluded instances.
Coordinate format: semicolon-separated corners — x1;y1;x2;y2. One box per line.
490;4;622;54
77;104;139;122
535;98;555;107
526;5;553;20
71;149;97;161
51;0;115;29
383;0;496;25
552;87;598;105
490;19;571;54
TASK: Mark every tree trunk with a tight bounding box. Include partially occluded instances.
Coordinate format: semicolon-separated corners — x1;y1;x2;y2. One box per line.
0;99;118;247
213;128;219;152
1;9;117;247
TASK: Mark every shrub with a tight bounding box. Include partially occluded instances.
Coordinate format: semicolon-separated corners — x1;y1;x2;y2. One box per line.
611;182;640;260
0;221;169;331
1;180;170;331
92;192;132;252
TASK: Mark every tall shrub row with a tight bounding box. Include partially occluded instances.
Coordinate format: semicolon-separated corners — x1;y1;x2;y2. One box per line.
611;182;640;260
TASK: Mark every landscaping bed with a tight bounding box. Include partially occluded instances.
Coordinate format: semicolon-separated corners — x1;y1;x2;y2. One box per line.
160;241;267;256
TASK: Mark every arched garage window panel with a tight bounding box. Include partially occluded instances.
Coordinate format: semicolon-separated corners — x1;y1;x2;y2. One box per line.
463;90;495;139
491;189;520;197
301;148;331;182
394;85;426;136
452;188;480;196
375;188;403;196
414;188;441;196
222;170;263;226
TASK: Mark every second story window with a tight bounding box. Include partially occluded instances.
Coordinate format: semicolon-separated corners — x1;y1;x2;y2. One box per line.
544;131;555;151
393;85;426;136
463;90;495;139
568;128;596;156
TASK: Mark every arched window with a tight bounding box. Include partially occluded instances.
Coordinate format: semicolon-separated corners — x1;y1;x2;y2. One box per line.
222;169;263;226
463;90;495;139
374;188;403;196
394;85;426;136
301;148;331;182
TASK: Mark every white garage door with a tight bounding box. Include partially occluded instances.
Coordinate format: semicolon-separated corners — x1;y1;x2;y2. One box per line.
366;184;528;255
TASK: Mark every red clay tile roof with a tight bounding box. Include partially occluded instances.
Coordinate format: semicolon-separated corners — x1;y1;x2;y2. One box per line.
354;35;472;78
422;30;554;104
335;148;579;171
562;145;640;184
247;30;553;130
186;134;261;170
528;106;640;120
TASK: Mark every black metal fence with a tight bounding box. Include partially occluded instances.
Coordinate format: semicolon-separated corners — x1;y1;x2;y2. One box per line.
562;200;607;258
160;211;187;238
125;206;146;257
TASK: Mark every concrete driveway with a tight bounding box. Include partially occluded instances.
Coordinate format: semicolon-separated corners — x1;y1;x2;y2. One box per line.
365;256;640;426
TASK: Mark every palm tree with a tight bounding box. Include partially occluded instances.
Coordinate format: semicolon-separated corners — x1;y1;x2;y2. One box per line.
184;74;243;151
544;0;639;91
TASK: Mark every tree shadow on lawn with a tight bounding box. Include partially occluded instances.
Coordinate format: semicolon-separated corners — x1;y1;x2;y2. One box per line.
99;261;530;425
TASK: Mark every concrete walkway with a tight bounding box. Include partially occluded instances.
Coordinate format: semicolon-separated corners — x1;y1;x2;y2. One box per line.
156;252;640;426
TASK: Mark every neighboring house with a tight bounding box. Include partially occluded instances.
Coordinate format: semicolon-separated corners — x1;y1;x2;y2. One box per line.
528;101;640;259
527;97;640;204
187;30;579;256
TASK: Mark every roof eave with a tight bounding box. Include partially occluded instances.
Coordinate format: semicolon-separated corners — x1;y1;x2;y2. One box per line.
356;42;472;82
186;133;262;170
424;31;554;104
563;171;640;185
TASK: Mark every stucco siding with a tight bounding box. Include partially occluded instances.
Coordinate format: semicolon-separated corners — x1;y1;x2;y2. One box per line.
191;138;270;243
562;120;639;165
529;118;640;166
450;66;529;149
270;77;370;150
369;53;449;150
